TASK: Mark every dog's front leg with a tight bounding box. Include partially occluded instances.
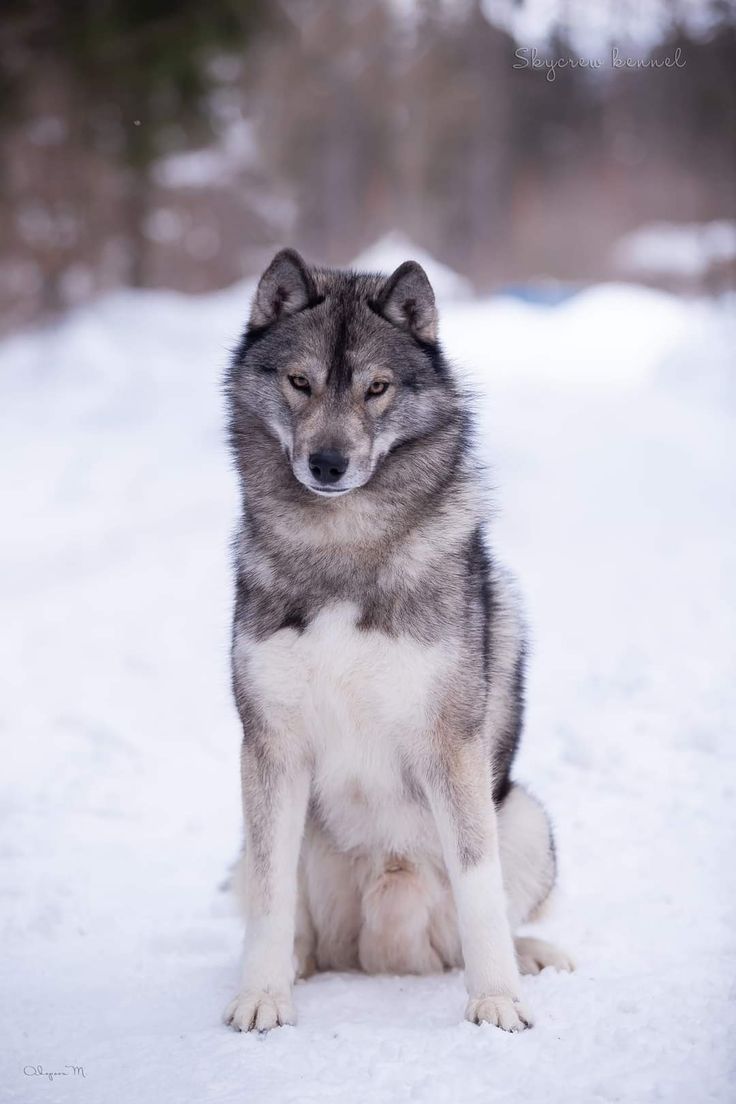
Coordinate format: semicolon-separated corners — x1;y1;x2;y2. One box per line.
423;739;532;1031
224;735;310;1032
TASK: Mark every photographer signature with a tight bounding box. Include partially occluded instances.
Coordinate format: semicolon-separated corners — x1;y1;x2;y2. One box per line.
24;1065;86;1083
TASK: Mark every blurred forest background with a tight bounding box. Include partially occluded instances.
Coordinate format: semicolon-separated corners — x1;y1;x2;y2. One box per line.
0;0;734;334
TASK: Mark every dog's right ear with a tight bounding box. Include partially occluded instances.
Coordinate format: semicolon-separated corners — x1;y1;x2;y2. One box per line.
249;249;316;329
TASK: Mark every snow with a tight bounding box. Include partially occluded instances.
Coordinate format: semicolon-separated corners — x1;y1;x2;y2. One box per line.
612;220;736;279
154;119;259;190
351;232;474;300
1;267;735;1102
482;0;735;52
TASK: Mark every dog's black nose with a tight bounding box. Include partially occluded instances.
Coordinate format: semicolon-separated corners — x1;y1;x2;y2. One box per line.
308;449;349;485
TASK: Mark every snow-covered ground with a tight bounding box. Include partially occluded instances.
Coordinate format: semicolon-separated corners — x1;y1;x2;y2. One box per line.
1;268;734;1103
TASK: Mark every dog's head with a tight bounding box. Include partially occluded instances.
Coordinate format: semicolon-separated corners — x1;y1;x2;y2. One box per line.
231;249;457;498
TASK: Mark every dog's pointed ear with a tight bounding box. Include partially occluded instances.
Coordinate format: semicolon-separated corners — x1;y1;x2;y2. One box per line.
249;248;316;329
375;260;437;343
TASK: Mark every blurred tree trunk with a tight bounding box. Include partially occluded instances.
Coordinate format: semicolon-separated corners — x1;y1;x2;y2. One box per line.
123;168;152;288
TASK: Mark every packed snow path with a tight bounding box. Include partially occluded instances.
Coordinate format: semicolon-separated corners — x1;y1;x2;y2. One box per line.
1;276;734;1103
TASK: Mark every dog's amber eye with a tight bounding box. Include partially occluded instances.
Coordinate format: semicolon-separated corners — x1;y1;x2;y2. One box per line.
288;374;311;393
366;379;389;399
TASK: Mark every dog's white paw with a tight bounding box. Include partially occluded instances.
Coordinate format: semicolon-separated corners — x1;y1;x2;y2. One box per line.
465;994;533;1031
223;989;295;1032
515;936;575;976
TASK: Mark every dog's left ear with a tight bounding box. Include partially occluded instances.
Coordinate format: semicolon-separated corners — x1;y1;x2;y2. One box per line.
375;261;437;343
249;248;316;329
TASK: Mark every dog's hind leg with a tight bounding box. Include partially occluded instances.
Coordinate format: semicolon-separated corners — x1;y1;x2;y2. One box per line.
497;783;574;975
302;825;362;972
514;935;575;974
301;829;447;976
294;861;317;979
497;783;556;927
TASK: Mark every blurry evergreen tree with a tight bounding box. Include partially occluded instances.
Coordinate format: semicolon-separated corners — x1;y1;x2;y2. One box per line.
0;0;269;287
1;0;266;160
0;0;734;326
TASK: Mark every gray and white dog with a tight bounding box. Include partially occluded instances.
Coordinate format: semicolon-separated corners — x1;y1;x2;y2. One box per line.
223;249;572;1034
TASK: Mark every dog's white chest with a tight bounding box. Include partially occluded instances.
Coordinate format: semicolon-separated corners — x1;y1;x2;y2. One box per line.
238;602;449;852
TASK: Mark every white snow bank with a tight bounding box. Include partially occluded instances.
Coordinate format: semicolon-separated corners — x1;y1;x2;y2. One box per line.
154;120;259;190
0;275;734;1103
612;220;736;278
351;231;474;299
481;0;729;53
444;283;700;388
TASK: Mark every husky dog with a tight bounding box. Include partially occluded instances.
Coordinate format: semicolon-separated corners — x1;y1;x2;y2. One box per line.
223;249;572;1034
